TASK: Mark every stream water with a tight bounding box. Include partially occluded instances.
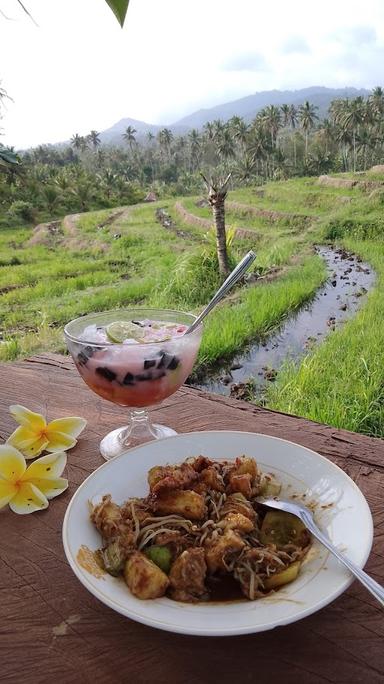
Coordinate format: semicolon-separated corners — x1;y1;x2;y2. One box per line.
192;246;375;398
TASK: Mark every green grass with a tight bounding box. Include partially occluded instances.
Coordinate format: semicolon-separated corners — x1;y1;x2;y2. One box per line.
1;173;384;440
266;239;384;436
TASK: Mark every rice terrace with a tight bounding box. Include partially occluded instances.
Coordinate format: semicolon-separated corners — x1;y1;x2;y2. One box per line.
1;169;383;437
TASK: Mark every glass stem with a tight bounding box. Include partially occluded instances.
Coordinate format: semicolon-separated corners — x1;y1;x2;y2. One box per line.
119;408;157;447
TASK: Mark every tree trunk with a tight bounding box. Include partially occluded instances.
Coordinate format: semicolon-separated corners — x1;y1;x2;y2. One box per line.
212;198;230;277
201;173;231;278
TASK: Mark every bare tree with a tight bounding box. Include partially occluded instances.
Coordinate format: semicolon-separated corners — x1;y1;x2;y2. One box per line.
201;172;231;277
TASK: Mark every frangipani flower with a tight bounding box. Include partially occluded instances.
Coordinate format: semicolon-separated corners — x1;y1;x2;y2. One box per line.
6;405;87;459
0;445;68;514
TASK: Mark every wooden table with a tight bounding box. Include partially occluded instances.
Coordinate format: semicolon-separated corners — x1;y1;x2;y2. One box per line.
0;354;383;684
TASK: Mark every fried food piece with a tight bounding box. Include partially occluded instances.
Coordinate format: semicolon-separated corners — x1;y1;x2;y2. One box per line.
169;548;208;602
228;473;252;498
200;467;225;492
232;456;258;479
224;457;261;498
218;512;254;534
153;490;206;520
124;551;169;599
220;493;256;523
189;455;214;472
205;529;246;573
91;495;122;539
193;466;225;494
148;463;198;495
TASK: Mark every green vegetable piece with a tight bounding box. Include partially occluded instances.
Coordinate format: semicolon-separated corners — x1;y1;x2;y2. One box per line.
260;511;308;548
102;541;125;576
106;320;145;343
144;545;172;574
264;561;301;589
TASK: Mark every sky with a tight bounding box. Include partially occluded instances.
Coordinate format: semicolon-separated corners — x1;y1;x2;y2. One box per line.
1;0;384;148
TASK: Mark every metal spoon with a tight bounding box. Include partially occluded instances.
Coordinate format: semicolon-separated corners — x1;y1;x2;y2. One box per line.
185;250;257;335
258;497;384;607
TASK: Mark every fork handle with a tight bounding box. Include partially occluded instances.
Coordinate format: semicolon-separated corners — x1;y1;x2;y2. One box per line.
302;512;384;607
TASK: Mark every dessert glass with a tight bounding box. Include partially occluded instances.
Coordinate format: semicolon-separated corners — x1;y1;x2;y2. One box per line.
64;308;202;460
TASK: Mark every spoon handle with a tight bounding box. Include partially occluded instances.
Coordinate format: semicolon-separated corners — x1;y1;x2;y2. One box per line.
301;510;384;607
185;250;256;335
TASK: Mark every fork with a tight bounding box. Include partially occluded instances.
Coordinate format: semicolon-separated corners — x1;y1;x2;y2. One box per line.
258;497;384;607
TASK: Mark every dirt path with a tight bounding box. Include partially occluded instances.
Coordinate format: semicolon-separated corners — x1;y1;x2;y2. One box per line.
29;207;133;252
27;220;62;247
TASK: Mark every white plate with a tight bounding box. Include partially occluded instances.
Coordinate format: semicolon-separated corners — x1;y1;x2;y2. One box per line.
62;431;373;636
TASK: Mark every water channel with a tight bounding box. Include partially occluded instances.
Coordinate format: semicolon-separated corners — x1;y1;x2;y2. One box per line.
192;246;375;398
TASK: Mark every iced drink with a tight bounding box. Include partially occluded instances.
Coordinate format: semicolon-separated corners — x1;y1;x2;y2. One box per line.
71;319;199;407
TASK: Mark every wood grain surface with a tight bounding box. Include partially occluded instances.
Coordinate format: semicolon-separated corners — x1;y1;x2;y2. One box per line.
0;354;383;684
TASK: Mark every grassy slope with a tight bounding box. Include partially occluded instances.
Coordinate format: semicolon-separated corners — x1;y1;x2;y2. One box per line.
265;182;384;436
0;187;322;363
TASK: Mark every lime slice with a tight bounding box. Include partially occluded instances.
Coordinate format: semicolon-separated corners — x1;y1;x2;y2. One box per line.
106;321;145;343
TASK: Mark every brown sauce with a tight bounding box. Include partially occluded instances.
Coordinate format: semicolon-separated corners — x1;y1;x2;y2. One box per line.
206;574;245;602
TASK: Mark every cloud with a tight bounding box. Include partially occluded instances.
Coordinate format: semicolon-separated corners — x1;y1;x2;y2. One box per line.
221;51;268;72
331;25;377;47
280;36;310;55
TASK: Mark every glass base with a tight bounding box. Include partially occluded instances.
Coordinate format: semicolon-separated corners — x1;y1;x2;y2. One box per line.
100;423;177;461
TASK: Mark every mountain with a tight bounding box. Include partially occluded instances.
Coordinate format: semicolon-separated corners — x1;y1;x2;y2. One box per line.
173;86;371;128
99;117;189;146
93;86;373;147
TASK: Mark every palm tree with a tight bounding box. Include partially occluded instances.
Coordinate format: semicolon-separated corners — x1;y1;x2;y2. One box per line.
356;128;377;170
79;137;89;153
188;129;201;171
71;182;93;211
261;105;281;148
88;130;101;150
203;121;215;141
280;104;291;128
42;185;61;213
298;101;319;158
229;116;249;155
122;125;137;151
233;154;258;183
157;128;173;159
339;97;365;172
70;133;83;151
248;125;270;178
99;168;118;199
317;118;334;157
369;86;384;118
217;128;235;167
201;172;232;277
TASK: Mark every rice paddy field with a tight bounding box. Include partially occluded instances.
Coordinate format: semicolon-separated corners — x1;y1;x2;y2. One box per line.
1;172;383;437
